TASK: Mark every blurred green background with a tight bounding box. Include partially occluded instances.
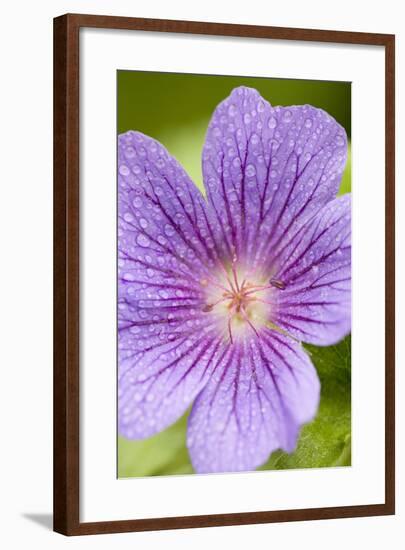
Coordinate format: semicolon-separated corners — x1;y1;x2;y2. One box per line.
117;71;351;478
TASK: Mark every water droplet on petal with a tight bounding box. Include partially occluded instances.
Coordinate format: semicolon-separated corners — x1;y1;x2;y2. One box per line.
124;146;136;158
305;118;313;128
251;133;260;145
119;164;130;176
164;224;175;237
244;113;251;125
228;104;237;117
268;117;277;129
246;164;256;177
137;234;150;247
283;110;292;122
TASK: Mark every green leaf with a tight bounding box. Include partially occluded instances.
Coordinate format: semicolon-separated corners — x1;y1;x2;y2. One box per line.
338;143;351;195
118;412;193;478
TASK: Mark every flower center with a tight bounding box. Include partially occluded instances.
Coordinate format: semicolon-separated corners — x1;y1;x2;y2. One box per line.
201;257;285;344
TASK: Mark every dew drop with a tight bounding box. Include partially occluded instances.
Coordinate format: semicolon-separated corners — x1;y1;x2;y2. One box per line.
139;218;148;229
246;164;256;177
125;146;136;158
268;117;277;129
305;118;313;129
243;113;251;125
283;110;292;122
136;234;150;247
132;196;142;208
164;224;175;237
228;104;237;117
119;164;130;176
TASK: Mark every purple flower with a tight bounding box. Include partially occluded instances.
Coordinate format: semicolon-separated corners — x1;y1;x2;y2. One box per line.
118;86;351;474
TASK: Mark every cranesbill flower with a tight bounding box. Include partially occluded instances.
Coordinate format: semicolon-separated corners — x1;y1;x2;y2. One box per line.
118;86;351;474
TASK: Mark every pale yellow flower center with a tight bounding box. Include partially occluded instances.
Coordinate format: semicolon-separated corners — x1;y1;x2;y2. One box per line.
201;258;285;343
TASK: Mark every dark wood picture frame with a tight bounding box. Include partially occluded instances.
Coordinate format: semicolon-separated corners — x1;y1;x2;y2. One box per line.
53;13;395;536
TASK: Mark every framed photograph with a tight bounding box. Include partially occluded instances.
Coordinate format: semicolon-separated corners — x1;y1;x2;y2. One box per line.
53;13;395;535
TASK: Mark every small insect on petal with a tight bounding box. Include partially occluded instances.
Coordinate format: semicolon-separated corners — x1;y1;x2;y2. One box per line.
270;278;286;290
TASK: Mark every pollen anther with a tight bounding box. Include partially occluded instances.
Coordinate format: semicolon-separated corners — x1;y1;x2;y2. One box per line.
270;278;286;290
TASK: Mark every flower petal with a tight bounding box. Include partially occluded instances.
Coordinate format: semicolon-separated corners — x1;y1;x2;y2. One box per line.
118;130;223;299
119;327;222;439
202;86;347;266
118;131;225;438
272;194;351;346
187;333;320;473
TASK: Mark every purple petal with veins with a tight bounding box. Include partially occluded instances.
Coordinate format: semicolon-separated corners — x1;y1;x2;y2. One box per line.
272;194;351;346
203;86;348;269
118;86;351;473
187;333;320;473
